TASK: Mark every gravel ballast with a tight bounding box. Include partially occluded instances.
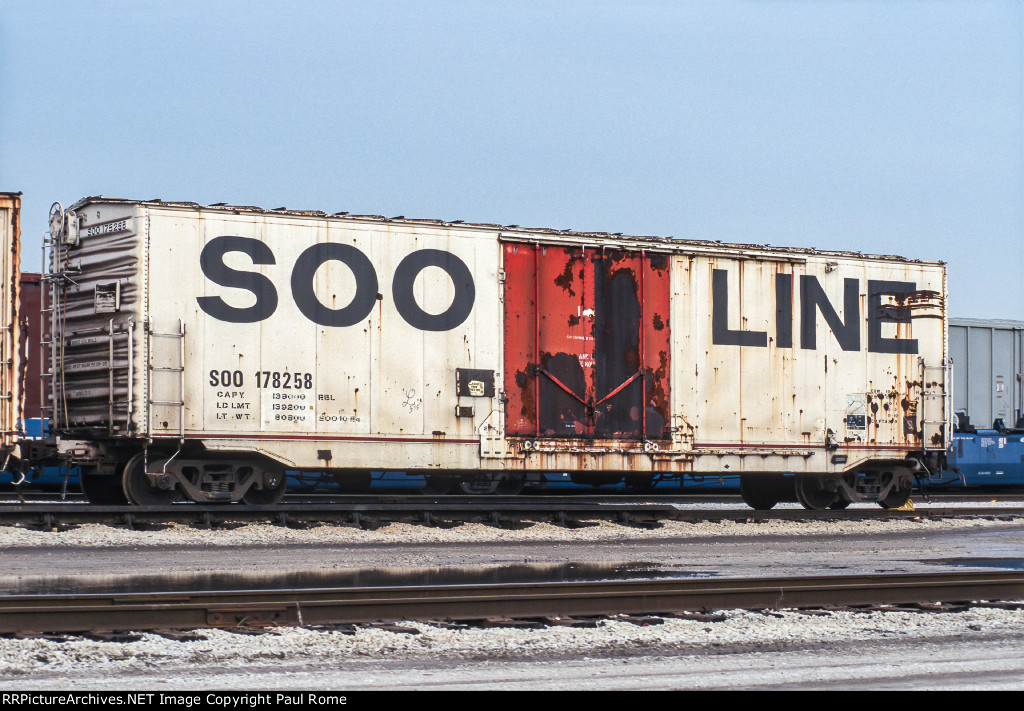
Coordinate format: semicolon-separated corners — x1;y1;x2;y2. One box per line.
2;607;1023;690
0;508;1021;689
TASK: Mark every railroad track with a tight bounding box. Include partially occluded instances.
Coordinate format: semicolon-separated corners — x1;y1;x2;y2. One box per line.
5;491;1023;504
1;571;1021;635
0;498;1021;529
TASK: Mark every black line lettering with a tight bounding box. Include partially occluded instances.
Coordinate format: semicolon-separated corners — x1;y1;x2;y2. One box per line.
775;273;793;348
711;269;767;347
800;275;860;351
868;280;919;354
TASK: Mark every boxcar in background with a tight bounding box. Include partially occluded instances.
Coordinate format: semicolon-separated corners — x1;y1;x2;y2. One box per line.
934;318;1024;489
949;318;1023;430
0;194;21;463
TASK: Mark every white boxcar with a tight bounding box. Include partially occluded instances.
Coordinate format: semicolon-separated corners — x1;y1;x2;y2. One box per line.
46;198;948;508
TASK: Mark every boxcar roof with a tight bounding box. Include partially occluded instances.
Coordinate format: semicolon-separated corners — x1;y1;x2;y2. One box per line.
66;195;945;266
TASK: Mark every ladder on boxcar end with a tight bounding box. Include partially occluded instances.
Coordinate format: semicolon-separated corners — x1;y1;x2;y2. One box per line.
105;318;135;436
41;285;137;435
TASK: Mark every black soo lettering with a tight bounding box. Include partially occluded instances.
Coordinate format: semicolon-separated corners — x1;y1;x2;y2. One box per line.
197;238;475;331
392;249;475;331
197;236;278;323
291;243;379;327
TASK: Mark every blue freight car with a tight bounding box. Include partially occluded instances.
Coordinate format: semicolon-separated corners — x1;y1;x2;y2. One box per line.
927;418;1024;489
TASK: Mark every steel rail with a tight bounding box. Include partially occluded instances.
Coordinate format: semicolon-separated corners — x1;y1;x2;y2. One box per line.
3;491;1023;507
1;571;1021;634
0;503;1022;529
0;500;1021;530
6;493;1024;508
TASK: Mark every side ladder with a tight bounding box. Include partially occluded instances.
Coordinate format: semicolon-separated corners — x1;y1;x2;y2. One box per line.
919;357;951;452
148;319;185;440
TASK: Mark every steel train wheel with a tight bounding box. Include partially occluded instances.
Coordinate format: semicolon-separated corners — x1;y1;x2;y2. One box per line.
794;475;837;510
829;495;852;510
739;475;781;510
878;485;912;509
454;477;497;495
122;454;180;506
242;470;287;505
494;472;526;495
80;466;130;505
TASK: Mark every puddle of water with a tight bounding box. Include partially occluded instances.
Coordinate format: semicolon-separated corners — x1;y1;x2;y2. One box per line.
923;557;1024;571
0;561;715;595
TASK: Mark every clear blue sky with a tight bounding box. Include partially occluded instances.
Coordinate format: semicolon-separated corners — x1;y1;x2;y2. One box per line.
1;0;1021;319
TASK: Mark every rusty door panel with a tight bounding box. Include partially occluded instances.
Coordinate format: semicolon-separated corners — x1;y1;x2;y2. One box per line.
638;252;672;438
503;243;670;440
